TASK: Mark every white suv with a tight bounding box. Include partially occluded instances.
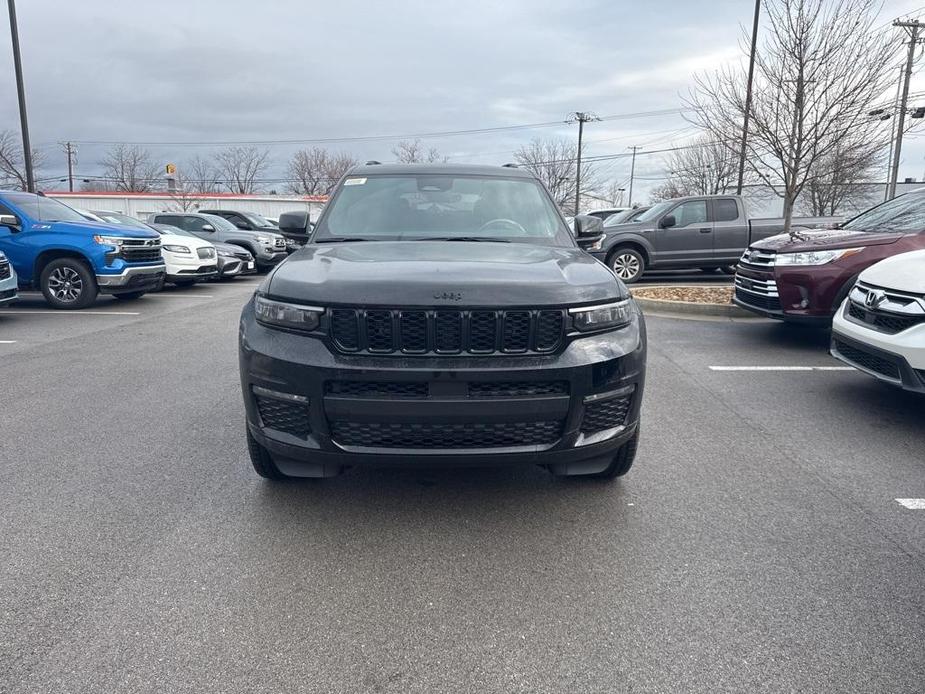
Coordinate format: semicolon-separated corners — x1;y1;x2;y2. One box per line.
831;249;925;393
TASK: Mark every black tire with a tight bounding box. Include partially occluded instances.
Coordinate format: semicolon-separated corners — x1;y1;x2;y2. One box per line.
113;291;146;301
719;265;737;275
608;247;645;284
701;267;722;274
172;279;196;287
153;277;166;292
246;429;288;480
39;257;98;310
590;429;640;479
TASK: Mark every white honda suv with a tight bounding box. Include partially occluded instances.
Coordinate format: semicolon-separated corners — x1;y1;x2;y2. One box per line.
831;249;925;393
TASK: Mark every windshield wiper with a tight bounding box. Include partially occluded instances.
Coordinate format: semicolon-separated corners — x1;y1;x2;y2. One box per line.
417;236;511;243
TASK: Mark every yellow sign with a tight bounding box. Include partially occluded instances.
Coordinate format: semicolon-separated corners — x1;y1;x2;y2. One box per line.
165;163;177;175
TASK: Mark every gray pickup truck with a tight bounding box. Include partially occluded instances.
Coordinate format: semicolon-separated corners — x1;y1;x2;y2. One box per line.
590;194;839;282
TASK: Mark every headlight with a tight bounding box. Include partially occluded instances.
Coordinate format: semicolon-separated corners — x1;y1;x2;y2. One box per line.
254;295;322;332
93;235;124;248
217;249;235;257
570;299;633;332
0;250;6;260
775;247;864;266
255;234;272;244
586;236;604;252
162;244;191;254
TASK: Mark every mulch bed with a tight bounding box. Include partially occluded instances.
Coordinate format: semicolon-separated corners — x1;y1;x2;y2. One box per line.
631;286;734;305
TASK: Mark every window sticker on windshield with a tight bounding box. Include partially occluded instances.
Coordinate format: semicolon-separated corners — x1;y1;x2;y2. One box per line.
343;177;366;186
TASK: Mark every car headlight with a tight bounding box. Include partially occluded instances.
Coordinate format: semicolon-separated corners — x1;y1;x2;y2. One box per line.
254;295;322;332
93;235;124;248
570;299;633;332
217;249;235;257
586;236;604;252
255;234;272;244
0;250;6;260
162;244;191;254
775;247;864;266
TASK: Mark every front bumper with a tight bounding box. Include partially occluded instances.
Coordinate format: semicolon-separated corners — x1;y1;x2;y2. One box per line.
95;264;166;293
239;299;647;476
0;266;17;304
256;248;288;266
831;300;925;393
219;256;257;276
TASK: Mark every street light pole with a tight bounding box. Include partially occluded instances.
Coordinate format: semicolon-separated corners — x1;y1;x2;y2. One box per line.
736;0;760;195
6;0;34;192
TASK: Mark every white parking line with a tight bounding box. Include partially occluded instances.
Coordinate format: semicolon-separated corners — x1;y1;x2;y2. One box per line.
0;340;15;344
0;310;140;316
155;294;214;298
895;499;925;510
709;366;855;371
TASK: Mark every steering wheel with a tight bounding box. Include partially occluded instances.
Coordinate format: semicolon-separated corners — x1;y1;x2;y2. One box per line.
477;218;527;235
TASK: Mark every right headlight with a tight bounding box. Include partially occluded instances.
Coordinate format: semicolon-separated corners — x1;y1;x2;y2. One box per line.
570;299;633;332
162;244;191;254
254;295;323;332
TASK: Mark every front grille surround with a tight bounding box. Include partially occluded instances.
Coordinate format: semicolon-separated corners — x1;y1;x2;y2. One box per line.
328;307;566;356
734;287;782;311
197;247;216;260
0;260;10;281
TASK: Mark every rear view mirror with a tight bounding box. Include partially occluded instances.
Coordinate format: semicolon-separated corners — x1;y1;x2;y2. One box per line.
278;211;311;234
0;214;19;229
659;214;676;229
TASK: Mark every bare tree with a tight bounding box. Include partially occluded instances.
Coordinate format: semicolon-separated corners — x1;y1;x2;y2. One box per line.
286;148;358;196
599;180;629;207
650;136;739;200
513;137;598;209
392;139;446;163
688;0;894;231
802;140;882;216
165;172;210;212
183;155;222;193
99;144;161;192
215;146;270;194
0;129;42;190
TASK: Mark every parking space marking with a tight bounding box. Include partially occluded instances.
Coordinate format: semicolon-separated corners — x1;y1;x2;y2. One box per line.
0;340;16;344
0;310;140;316
154;294;215;298
895;499;925;510
709;366;855;371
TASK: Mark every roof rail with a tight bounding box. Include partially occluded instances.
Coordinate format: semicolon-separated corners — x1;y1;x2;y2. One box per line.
501;163;519;168
365;160;381;165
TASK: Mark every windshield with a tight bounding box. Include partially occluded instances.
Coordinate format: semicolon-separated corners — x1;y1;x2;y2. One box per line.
202;213;241;232
315;174;572;245
634;200;674;223
153;224;196;238
243;212;276;229
6;193;88;223
841;192;925;234
95;211;149;229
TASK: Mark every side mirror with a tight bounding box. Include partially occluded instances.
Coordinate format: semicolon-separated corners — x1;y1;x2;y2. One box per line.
572;214;605;251
200;224;215;232
277;211;311;234
659;214;676;229
0;214;20;229
234;222;251;230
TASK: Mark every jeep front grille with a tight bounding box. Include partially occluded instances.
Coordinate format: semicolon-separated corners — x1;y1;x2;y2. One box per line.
329;308;565;355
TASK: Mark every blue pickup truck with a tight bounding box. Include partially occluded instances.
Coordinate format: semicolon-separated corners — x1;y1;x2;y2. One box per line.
0;191;165;309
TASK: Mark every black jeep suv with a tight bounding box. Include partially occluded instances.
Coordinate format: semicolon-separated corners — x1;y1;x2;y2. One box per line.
239;163;647;480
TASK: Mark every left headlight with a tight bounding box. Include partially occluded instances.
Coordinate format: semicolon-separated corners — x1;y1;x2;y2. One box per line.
570;299;633;332
162;244;191;254
255;234;273;244
93;235;124;248
775;247;864;266
254;295;323;332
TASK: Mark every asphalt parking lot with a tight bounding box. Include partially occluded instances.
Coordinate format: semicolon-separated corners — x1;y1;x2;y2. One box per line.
1;278;923;693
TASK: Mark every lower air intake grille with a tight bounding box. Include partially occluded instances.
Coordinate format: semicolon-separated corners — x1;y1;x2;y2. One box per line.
0;261;10;280
330;420;563;449
468;381;569;397
833;339;900;380
325;381;428;398
735;288;781;311
581;395;632;433
256;396;311;438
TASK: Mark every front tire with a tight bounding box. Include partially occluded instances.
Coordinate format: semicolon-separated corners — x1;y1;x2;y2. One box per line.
172;279;196;287
590;429;639;479
246;429;288;480
40;258;98;310
608;247;645;284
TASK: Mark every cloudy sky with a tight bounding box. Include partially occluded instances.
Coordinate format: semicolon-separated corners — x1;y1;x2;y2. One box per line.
1;0;923;203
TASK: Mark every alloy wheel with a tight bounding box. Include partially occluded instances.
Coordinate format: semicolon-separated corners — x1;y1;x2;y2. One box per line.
47;267;83;303
612;253;641;281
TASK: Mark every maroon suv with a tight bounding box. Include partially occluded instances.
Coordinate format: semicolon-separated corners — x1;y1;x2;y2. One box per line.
734;190;925;324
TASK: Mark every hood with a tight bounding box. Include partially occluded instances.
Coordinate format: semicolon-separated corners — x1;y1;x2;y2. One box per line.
859;249;925;294
267;241;624;307
603;220;651;233
159;231;214;251
32;219;160;239
751;228;902;252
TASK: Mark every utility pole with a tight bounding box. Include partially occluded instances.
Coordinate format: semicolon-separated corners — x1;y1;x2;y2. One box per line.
884;65;905;201
736;0;761;195
627;146;640;207
569;111;598;215
888;19;923;200
61;141;76;192
7;0;34;192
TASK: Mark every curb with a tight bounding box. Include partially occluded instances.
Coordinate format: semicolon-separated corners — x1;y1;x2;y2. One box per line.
631;286;755;318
